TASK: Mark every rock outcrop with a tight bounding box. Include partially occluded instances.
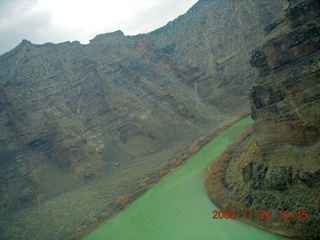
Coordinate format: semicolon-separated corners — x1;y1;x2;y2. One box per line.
0;0;288;239
206;0;320;239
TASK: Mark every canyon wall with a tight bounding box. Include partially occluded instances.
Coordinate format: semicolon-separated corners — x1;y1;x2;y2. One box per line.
206;0;320;239
0;0;288;239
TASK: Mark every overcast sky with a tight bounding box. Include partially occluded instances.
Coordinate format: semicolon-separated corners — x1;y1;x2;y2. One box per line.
0;0;198;55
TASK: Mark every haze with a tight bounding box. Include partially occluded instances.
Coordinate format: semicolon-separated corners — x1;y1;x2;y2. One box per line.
0;0;197;55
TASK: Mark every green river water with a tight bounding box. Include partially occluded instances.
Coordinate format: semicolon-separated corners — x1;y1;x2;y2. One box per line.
84;117;287;240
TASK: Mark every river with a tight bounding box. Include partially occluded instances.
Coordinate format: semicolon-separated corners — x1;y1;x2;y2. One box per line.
84;116;287;240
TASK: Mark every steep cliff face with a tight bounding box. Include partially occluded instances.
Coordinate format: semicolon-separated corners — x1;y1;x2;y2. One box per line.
0;1;288;239
206;0;320;239
149;0;287;112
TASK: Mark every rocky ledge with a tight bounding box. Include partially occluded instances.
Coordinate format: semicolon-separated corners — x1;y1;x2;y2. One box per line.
206;0;320;239
0;1;288;239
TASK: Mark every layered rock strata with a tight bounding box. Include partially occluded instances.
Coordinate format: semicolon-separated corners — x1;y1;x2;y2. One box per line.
0;0;287;239
206;0;320;239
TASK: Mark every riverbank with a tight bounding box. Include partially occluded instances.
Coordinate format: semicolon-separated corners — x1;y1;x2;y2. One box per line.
205;129;317;240
82;115;287;240
75;112;251;239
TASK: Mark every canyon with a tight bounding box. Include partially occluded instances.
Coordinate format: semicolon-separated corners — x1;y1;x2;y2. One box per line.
205;0;320;239
1;0;318;239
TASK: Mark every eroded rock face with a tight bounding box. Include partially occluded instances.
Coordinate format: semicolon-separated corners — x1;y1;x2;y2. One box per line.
0;0;288;239
249;0;320;146
206;0;320;239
